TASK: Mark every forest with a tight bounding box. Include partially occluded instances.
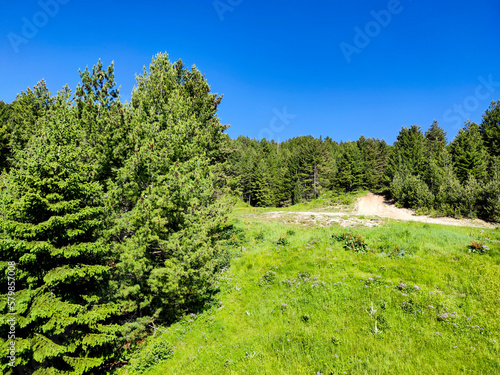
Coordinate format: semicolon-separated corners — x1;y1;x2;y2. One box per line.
0;53;499;374
228;106;500;222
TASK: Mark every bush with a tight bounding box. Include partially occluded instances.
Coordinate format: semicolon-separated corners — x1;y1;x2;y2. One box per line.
435;172;466;217
480;179;500;222
391;174;434;211
128;336;173;374
332;232;370;253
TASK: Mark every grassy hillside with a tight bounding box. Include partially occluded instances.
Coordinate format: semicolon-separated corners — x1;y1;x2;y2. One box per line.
119;206;500;375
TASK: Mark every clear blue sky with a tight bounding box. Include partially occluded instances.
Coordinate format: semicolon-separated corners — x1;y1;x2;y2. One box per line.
1;0;499;144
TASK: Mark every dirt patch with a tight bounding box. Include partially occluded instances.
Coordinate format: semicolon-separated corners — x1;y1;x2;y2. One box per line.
263;211;380;228
260;193;496;229
356;193;495;229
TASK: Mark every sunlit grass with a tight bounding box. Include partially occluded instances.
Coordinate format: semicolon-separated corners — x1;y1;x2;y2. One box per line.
119;206;500;375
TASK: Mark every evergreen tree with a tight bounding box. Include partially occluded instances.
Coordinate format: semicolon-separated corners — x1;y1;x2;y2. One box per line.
388;125;427;178
8;80;53;158
75;60;130;185
0;101;11;171
480;100;500;157
108;53;230;337
0;89;120;374
333;142;364;192
357;136;389;189
450;121;488;183
435;169;466;217
424;121;447;193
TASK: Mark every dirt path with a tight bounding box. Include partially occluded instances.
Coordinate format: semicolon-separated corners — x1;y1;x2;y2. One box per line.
356;193;495;228
264;193;496;229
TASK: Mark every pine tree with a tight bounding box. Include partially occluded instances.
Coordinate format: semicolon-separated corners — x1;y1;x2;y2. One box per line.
424;121;447;193
8;80;53;157
75;60;130;185
388;125;427;178
334;142;364;192
0;89;120;374
107;53;230;337
0;101;11;171
480;100;500;157
450;121;488;183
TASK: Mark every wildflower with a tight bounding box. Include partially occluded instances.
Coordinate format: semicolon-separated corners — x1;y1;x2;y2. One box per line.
428;305;434;309
414;285;420;290
397;282;407;290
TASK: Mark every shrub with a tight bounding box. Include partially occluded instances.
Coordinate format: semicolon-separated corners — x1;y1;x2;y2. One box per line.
480;179;500;222
276;236;290;246
260;271;277;285
468;240;489;254
128;337;173;374
332;232;370;253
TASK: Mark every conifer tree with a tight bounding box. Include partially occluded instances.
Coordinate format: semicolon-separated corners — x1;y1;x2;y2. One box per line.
8;80;53;157
334;142;364;192
108;53;230;337
0;89;120;374
0;101;11;171
424;121;447;193
450;122;488;183
480;100;500;157
388;125;427;178
75;60;130;185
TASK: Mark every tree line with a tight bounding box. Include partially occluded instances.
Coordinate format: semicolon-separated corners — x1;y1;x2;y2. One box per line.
227;105;500;222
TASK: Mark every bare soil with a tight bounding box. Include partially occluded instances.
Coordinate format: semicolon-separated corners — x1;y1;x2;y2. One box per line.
263;193;496;229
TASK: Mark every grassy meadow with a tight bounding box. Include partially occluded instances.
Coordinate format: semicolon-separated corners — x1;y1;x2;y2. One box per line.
119;200;500;375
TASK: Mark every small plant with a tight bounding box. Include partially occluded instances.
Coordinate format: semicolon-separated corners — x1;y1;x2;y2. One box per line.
286;229;296;236
129;338;173;374
331;337;342;345
276;236;290;246
388;247;408;258
260;270;277;286
332;232;370;253
254;231;265;240
468;240;489;253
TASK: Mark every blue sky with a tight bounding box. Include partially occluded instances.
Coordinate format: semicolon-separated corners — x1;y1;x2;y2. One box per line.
1;0;499;144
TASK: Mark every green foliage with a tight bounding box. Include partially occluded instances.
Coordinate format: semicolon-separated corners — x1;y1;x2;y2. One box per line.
390;173;434;210
333;142;364;192
480;100;500;157
0;101;11;171
467;240;490;254
0;89;120;374
332;232;370;253
107;53;230;337
127;336;173;374
276;236;290;246
481;179;500;222
450;121;488;183
388;125;427;178
75;59;130;184
435;171;466;217
8;80;53;158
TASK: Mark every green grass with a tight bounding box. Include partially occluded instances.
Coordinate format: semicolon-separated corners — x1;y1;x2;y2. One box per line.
119;208;500;375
